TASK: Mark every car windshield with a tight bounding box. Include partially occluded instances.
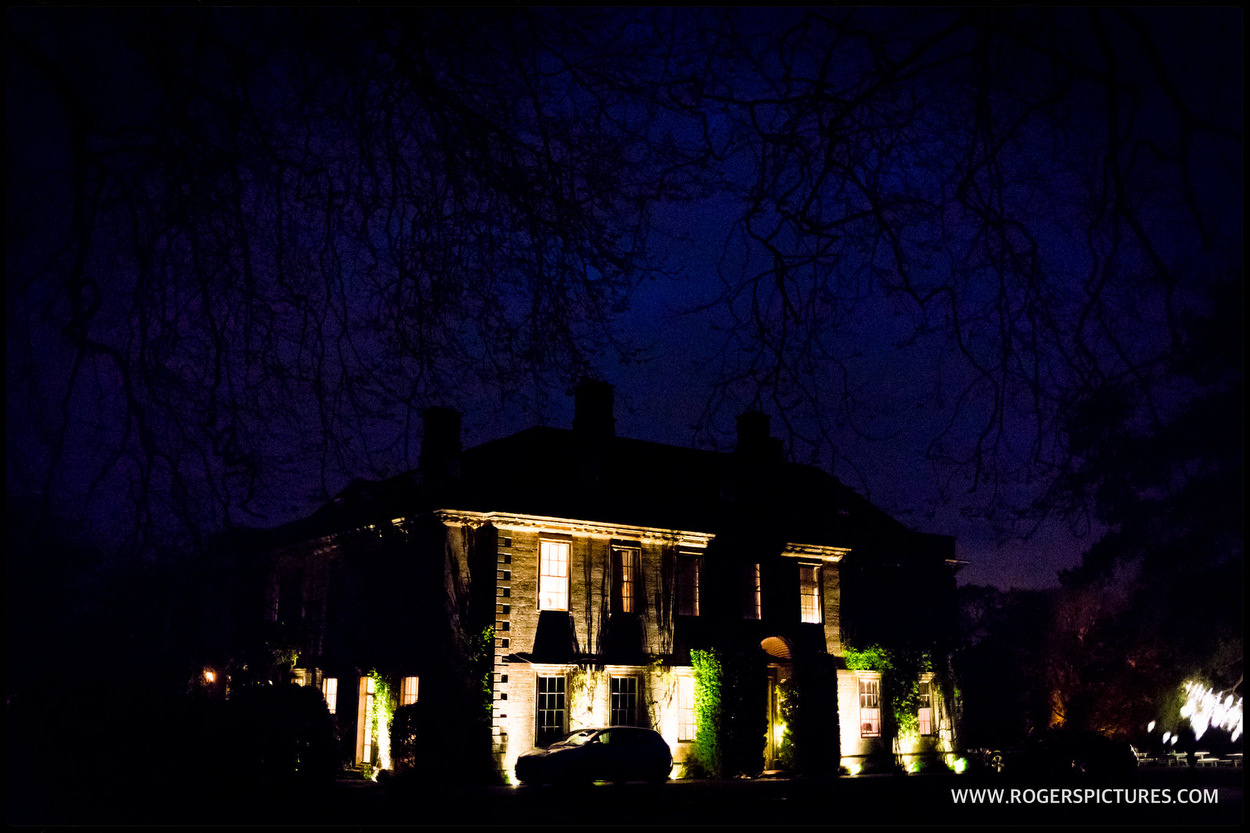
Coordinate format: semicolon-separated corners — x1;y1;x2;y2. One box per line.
552;729;598;747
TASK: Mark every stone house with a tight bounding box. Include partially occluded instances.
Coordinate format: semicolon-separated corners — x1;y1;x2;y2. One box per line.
257;381;962;780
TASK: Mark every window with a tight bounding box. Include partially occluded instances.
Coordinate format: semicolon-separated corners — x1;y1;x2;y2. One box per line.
322;677;338;714
743;563;761;619
539;540;570;611
678;674;696;742
611;676;641;726
401;676;419;706
357;676;376;764
799;564;822;624
613;545;640;614
536;675;566;746
676;553;700;616
917;680;933;736
858;675;881;737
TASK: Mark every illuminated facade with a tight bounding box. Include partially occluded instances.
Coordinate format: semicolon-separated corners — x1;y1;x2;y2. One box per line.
259;381;962;779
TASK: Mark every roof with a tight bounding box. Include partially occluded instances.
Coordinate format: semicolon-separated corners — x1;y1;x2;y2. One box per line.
265;424;953;562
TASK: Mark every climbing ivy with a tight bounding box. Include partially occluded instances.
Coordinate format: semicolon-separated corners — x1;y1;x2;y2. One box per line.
366;670;394;776
689;649;723;778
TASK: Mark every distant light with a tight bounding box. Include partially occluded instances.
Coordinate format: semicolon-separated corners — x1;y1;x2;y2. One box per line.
204;669;216;684
1147;721;1156;733
1161;731;1171;744
1179;680;1242;743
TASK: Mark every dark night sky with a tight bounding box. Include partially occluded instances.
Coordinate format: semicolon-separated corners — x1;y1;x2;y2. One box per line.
6;7;1242;591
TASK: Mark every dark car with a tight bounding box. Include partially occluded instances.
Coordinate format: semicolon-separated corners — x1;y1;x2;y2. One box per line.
976;729;1138;779
515;727;673;785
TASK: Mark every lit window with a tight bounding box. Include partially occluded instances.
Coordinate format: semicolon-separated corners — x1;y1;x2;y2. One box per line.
743;563;761;619
676;554;700;616
536;675;566;746
858;675;881;737
401;676;419;706
613;545;640;614
611;676;641;726
357;676;376;764
678;675;696;742
539;540;570;611
799;564;822;624
322;677;338;714
918;680;933;736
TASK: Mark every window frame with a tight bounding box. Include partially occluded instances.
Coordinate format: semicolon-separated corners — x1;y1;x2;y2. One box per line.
917;678;934;736
799;563;822;624
400;675;419;707
858;674;881;738
322;676;338;715
743;562;762;620
677;673;696;742
610;675;642;727
536;673;567;747
675;552;701;617
612;544;641;614
538;539;570;612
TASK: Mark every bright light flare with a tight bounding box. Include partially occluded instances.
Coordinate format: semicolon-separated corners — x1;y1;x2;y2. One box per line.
1180;680;1242;742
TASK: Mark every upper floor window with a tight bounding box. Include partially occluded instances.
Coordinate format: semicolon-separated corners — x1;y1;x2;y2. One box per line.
743;563;762;619
539;540;570;611
799;564;822;623
917;679;934;736
613;545;641;614
676;553;701;616
858;675;881;737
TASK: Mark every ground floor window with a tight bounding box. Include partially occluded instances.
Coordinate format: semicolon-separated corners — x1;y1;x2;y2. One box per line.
611;676;641;726
401;676;419;706
322;677;338;714
917;679;933;736
536;674;566;746
356;675;376;764
858;675;881;737
678;674;696;742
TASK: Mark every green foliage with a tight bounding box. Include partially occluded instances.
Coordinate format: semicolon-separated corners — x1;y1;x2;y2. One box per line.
844;645;893;673
777;677;798;769
473;626;495;723
689;649;723;778
367;670;395;771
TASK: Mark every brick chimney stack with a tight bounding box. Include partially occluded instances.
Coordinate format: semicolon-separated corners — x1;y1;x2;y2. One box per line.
421;406;462;485
574;379;615;440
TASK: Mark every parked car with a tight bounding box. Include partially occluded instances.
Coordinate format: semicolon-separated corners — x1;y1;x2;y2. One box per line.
515;727;672;785
973;729;1138;779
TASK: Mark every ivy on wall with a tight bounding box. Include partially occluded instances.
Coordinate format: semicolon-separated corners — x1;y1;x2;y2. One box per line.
366;669;394;776
689;649;723;777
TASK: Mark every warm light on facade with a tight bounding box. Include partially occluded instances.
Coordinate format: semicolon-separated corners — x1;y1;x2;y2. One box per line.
204;669;216;684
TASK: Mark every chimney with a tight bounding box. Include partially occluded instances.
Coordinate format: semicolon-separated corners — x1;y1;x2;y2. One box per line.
421;406;461;485
574;379;615;440
736;411;783;460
